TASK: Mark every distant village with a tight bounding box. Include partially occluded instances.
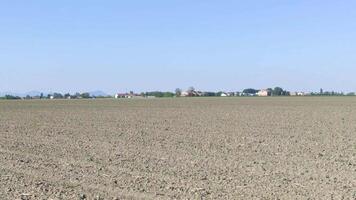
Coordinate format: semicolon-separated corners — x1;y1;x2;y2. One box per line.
113;87;354;99
1;87;354;100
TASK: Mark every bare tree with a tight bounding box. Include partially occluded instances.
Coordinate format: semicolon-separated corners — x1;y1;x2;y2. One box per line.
175;88;182;97
188;86;195;92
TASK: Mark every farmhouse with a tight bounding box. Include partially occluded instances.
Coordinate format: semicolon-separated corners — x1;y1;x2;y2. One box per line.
115;93;146;99
220;92;228;97
290;92;305;96
180;91;190;97
180;90;203;97
257;89;270;97
115;93;130;98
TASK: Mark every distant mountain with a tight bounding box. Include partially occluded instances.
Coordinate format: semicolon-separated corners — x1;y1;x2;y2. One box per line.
89;90;109;97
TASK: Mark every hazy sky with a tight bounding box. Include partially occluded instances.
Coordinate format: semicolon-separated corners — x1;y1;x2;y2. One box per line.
1;0;356;93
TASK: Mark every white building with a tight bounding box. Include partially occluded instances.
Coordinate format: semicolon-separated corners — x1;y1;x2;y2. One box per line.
180;91;190;97
290;92;305;96
115;93;130;98
257;89;270;97
220;92;228;97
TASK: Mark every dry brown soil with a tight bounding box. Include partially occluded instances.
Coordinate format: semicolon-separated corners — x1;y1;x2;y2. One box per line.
1;97;356;199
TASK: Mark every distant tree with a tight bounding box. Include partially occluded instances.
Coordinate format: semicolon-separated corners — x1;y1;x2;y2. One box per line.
163;92;174;98
272;87;284;96
4;95;21;100
64;93;71;99
320;88;324;95
243;88;259;94
25;95;31;99
265;88;273;96
40;93;44;99
95;95;111;98
203;92;217;97
188;87;195;92
175;88;182;97
53;93;63;99
145;91;174;98
80;93;91;99
74;92;81;98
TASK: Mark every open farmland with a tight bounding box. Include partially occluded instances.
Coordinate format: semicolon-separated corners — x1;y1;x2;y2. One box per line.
1;97;356;199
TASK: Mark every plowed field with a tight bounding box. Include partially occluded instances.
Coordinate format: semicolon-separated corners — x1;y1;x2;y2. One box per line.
1;98;356;199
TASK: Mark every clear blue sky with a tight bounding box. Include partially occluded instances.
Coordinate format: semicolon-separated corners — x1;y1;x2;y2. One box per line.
1;0;356;94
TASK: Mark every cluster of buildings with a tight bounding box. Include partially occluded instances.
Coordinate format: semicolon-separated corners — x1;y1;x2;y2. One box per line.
290;92;308;96
114;93;138;99
254;90;308;96
113;90;279;98
115;93;144;99
179;89;277;97
3;88;352;100
113;88;352;99
114;89;302;98
114;92;156;99
180;91;244;97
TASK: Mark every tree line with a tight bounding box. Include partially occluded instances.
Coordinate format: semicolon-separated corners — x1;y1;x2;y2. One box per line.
0;92;111;100
242;87;289;96
1;87;355;100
